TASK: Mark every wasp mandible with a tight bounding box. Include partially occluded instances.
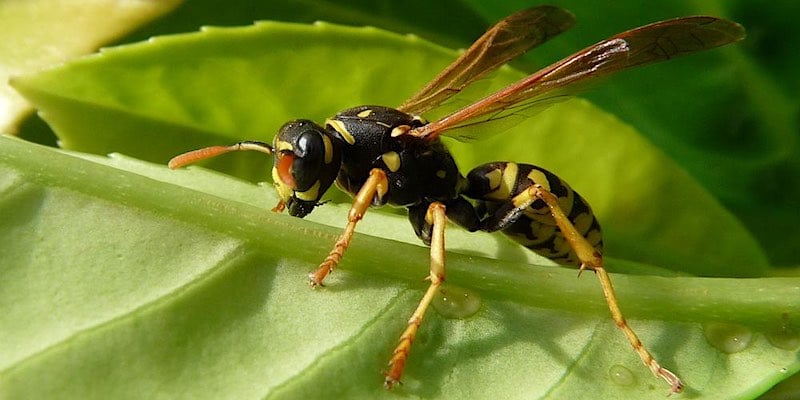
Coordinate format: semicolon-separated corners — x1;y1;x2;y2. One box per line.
170;5;745;394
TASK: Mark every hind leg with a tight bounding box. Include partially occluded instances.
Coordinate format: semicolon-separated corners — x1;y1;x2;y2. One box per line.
520;184;683;394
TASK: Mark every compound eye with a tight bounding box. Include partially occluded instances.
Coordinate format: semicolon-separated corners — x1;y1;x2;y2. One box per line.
290;130;326;191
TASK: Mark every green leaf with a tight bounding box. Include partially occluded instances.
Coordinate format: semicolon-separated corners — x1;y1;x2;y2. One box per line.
4;11;799;400
0;0;182;133
1;135;799;399
119;0;489;49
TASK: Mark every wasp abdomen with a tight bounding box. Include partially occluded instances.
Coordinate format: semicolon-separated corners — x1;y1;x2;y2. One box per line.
464;161;602;265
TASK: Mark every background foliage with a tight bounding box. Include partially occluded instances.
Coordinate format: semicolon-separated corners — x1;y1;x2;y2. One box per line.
1;1;798;399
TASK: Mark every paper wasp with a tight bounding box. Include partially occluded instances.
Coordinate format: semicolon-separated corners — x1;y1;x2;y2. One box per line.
169;5;745;394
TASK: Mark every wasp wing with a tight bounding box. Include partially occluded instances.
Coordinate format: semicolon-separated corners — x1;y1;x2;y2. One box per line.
397;5;575;116
408;16;745;142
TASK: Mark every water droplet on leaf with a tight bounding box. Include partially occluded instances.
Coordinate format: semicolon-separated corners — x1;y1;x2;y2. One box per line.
432;285;481;319
608;364;636;386
703;322;753;353
766;325;800;350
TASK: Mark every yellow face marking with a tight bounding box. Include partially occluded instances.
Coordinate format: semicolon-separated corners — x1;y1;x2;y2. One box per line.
272;167;293;202
275;140;293;152
322;134;333;164
436;170;446;179
381;151;401;172
325;118;356;145
295;180;321;201
526;169;550;192
357;109;373;118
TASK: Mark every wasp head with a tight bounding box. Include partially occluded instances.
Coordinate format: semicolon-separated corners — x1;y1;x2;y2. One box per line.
271;119;342;217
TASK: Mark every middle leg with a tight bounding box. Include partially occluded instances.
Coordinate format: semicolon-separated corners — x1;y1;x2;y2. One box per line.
385;201;448;388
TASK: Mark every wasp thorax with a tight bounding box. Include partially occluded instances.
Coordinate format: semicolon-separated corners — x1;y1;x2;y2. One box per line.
272;119;343;217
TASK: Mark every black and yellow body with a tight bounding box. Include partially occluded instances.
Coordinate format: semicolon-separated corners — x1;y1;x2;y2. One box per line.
169;5;745;394
465;162;603;264
318;105;602;264
326;106;462;208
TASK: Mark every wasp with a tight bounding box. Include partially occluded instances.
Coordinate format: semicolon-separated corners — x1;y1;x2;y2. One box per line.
169;5;744;394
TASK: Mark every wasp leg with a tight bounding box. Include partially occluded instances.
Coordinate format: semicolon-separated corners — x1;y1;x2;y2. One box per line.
385;202;447;389
408;198;480;246
522;184;684;394
308;168;388;287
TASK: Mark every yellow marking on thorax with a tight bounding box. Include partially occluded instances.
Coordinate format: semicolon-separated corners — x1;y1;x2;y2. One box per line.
390;124;411;137
326;118;356;145
322;134;334;164
357;109;373;118
382;151;401;172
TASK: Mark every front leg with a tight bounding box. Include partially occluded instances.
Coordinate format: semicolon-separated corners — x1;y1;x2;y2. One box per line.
308;168;388;287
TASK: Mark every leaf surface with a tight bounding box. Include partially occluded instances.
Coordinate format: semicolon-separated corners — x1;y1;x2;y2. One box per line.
1;136;799;400
4;12;799;400
0;0;182;133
